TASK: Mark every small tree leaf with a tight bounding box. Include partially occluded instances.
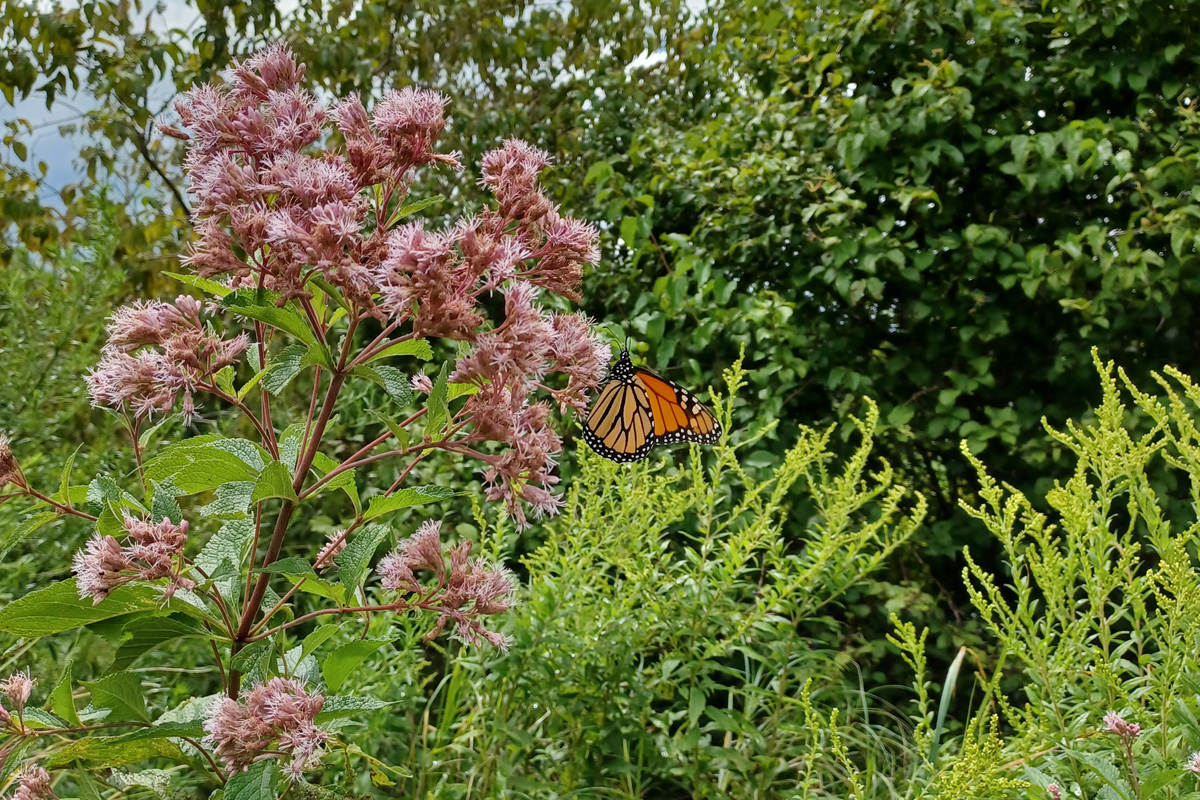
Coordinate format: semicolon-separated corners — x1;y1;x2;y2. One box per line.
84;671;150;722
335;524;390;591
50;663;82;727
321;640;392;693
222;289;318;347
362;486;457;521
262;344;307;395
365;339;433;363
423;362;451;436
253;461;299;503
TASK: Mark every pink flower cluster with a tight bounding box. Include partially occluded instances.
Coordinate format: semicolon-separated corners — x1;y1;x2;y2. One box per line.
9;765;54;800
0;433;24;491
85;296;248;421
376;520;516;649
72;513;193;604
204;677;328;778
1103;711;1141;741
0;671;34;729
160;44;609;526
1187;751;1200;776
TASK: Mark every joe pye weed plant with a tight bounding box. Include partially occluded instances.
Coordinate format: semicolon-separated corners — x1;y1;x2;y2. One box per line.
0;44;610;796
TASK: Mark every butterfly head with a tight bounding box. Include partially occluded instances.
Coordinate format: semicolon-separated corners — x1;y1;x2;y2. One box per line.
610;347;635;382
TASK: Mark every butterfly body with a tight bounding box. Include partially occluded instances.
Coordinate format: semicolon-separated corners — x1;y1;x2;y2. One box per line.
582;349;721;462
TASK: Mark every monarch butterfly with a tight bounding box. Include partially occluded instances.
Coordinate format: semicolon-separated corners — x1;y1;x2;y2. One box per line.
581;348;721;462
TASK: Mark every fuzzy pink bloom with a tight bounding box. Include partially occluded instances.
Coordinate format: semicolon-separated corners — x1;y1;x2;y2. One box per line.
315;531;346;570
1046;784;1061;800
410;373;434;394
0;672;34;712
1103;711;1141;740
72;515;193;604
0;704;10;728
0;433;24;490
480;139;554;222
1186;752;1200;776
11;765;54;800
73;534;135;605
372;87;460;172
377;521;514;649
204;678;328;778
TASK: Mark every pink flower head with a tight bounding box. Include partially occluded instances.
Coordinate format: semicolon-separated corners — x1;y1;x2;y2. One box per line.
0;671;35;712
0;432;25;490
410;373;434;394
1103;711;1141;740
1186;752;1200;776
11;764;54;800
315;531;346;570
204;677;327;778
73;534;135;605
1047;784;1061;800
480;139;553;222
372;87;459;171
377;519;445;592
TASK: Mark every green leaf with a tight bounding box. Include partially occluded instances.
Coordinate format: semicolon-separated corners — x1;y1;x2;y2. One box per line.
299;624;340;662
363;486;457;521
620;216;639;248
144;437;263;495
225;755;277;800
231;639;273;674
198;481;256;519
252;460;299;503
0;512;59;560
286;575;348;604
316;695;390;722
424;362;450;436
0;580;178;637
50;664;82;727
255;556;317;578
352;365;413;406
21;707;68;729
335;524;390;591
137;415;175;451
150;479;183;524
215;364;236;396
388;195;444;225
54;443;84;504
321;639;392;693
84;671;150;722
311;451;360;513
368;410;410;452
262;344;308;395
196;519;254;576
113;719;207;742
1140;768;1186;797
112;615;208;671
165;272;232;298
45;737;184;769
448;382;481;400
365;339;433;363
222;289;319;347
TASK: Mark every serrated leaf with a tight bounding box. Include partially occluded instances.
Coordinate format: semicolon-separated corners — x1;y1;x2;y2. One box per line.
222;289;319;347
45;737;184;770
310;452;360;513
198;481;255;519
321;640;392;693
424;362;451;436
144;437;262;495
388;195;443;225
215;365;236;396
164;272;231;298
0;512;59;560
365;339;433;363
231;639;273;674
237;366;269;401
363;486;457;521
256;556;317;578
368;410;410;452
116;720;207;742
21;707;68;728
0;581;177;637
84;671;149;722
335;524;390;591
112;615;208;671
448;382;481;400
262;344;307;395
137;415;174;450
150;479;183;524
50;663;82;727
286;574;348;604
317;695;390;722
196;519;254;576
299;624;340;662
253;461;299;503
352;365;413;406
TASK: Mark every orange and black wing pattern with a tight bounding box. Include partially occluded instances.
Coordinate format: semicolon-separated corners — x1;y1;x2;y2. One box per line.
582;349;721;462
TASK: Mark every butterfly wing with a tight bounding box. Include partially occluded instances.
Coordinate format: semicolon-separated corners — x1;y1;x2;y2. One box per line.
633;369;722;447
582;377;656;462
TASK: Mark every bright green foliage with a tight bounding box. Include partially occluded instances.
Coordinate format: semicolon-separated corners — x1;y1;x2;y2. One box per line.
961;350;1200;799
584;0;1200;530
340;354;926;797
